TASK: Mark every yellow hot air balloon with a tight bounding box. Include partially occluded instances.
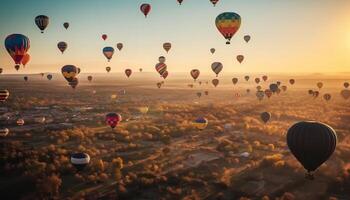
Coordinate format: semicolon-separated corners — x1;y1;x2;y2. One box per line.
193;117;208;130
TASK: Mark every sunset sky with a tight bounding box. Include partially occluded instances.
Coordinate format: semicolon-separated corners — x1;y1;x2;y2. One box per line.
0;0;350;74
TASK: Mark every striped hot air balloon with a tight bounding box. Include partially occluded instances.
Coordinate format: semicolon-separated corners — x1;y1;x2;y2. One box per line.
155;63;167;76
211;62;223;77
215;12;241;44
61;65;78;83
35;15;49;33
57;41;68;54
193;117;208;130
5;34;30;68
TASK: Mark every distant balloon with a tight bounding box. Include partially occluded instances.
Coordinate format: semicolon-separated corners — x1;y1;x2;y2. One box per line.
289;79;295;85
264;89;272;98
5;34;30;68
232;78;238;85
163;43;172;53
139;68;143;72
125;69;132;78
269;83;279;93
106;113;122;129
57;41;68;54
281;85;287;92
244;76;250;81
260;112;271;124
155;63;167;76
40;73;44;77
14;65;20;71
210;0;219;7
343;82;349;89
177;0;184;5
246;89;251;93
47;74;52;80
276;81;281;86
35;15;49;33
211;62;223;77
157;82;162;88
138;106;149;114
103;47;114;62
0;128;9;137
102;34;107;41
244;35;251;43
0;68;3;74
116;43;123;51
196;92;202;98
193;117;208;130
190;69;200;81
256;90;264;101
106;67;111;73
340;89;350;100
162;71;169;79
71;153;90;171
87;76;93;82
313;91;320;98
158;56;166;63
63;22;69;29
236;55;244;64
210;48;216;54
61;65;78;82
215;12;241;44
254;78;260;84
140;4;151;18
24;76;28;81
204;91;209;95
17;118;24;126
0;90;10;102
77;68;81;74
21;54;30;67
323;93;331;101
212;79;219;87
287;121;337;179
262;75;268;82
317;82;323;89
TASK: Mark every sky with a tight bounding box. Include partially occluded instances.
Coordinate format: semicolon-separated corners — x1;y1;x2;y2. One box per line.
0;0;350;75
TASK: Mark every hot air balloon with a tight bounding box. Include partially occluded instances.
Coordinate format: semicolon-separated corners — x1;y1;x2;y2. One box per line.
204;91;209;95
281;85;287;92
106;113;122;129
47;74;52;80
177;0;184;5
256;91;264;101
71;153;90;171
323;93;331;101
340;89;350;100
256;85;262;91
57;41;68;54
102;34;107;41
254;78;260;84
269;83;279;93
35;15;49;33
157;82;162;88
63;22;69;29
308;89;314;96
106;67;111;73
116;43;123;51
14;65;20;71
163;43;171;53
125;69;132;78
193;117;208;130
24;76;28;81
5;34;30;68
61;65;78;82
244;35;251;43
244;76;250;81
210;0;219;6
210;48;215;54
88;76;93;82
237;55;244;64
264;89;272;98
0;128;9;137
158;56;166;63
17;119;24;126
313;91;320;98
69;78;79;89
40;73;45;77
162;71;169;79
211;62;223;77
260;112;271;124
343;82;349;89
155;63;167;76
277;81;281;86
262;75;268;82
0;68;2;74
246;89;251;93
21;53;30;67
215;12;241;44
287;121;337;179
317;82;323;89
190;69;200;81
140;4;151;18
103;47;114;62
232;78;238;85
0;90;9;102
196;92;202;98
289;79;295;85
212;79;219;87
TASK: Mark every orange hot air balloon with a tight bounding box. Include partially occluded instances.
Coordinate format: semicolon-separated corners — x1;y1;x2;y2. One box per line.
237;55;244;63
215;12;241;44
125;69;132;78
190;69;200;81
212;79;219;87
21;54;30;67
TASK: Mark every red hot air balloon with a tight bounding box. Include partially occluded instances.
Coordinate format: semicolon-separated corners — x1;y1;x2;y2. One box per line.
140;4;151;18
106;113;122;129
102;34;107;41
162;71;169;79
262;75;268;82
5;34;30;68
125;69;132;78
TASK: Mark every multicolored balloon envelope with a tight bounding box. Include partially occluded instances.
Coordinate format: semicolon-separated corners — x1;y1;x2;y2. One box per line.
103;47;114;62
5;34;30;67
193;117;208;130
70;153;90;171
106;112;122;129
215;12;241;44
35;15;49;33
61;65;78;82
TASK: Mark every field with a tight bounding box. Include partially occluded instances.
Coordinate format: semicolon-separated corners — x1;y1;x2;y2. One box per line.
0;73;350;200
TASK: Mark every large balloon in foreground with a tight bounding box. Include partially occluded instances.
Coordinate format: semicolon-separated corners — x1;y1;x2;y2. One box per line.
190;69;200;81
57;41;68;54
35;15;49;33
103;47;114;62
71;153;90;171
193;117;208;130
5;34;30;68
287;121;337;179
106;113;122;129
211;62;223;77
215;12;241;44
140;4;151;17
0;90;9;102
61;65;78;82
260;112;271;123
116;43;123;51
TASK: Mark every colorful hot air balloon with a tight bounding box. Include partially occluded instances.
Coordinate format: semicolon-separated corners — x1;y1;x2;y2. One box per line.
88;76;93;82
155;63;167;76
21;53;30;67
116;43;123;51
289;79;295;85
244;76;250;81
212;79;219;87
125;69;132;78
5;34;30;68
215;12;241;44
0;90;9;102
232;78;238;85
210;48;216;54
237;55;244;64
106;113;122;129
260;112;271;124
254;78;260;84
63;22;69;29
163;43;172;53
71;153;90;171
262;75;268;82
102;34;107;41
209;0;219;6
57;41;68;54
140;3;151;18
340;89;350;100
162;71;169;79
47;74;52;80
158;56;166;63
193;117;208;130
211;62;223;77
106;67;111;73
61;65;78;82
344;82;349;89
190;69;200;81
103;47;114;62
244;35;251;43
287;121;337;179
35;15;49;33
